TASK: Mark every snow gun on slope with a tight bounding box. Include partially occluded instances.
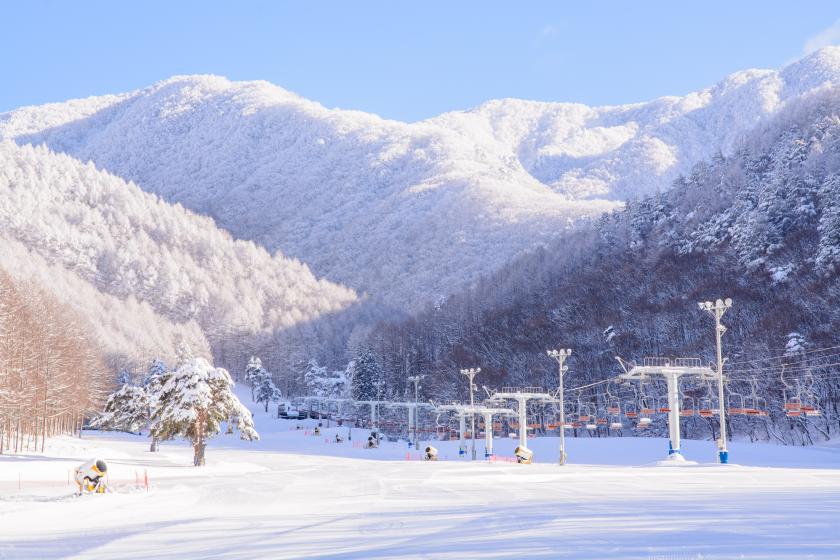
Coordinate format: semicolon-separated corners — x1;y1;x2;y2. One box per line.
514;445;533;464
425;446;439;461
74;459;108;494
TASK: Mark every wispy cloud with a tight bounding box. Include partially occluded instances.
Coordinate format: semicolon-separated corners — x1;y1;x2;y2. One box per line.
803;19;840;54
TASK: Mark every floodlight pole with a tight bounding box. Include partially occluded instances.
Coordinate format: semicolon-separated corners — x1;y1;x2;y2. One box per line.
699;298;733;464
460;368;481;460
547;348;572;466
407;375;423;450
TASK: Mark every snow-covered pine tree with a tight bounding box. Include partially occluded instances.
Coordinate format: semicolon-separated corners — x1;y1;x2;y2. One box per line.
245;356;264;401
144;358;170;452
91;384;149;434
255;368;281;413
304;359;348;398
304;359;328;396
151;355;258;465
352;349;382;401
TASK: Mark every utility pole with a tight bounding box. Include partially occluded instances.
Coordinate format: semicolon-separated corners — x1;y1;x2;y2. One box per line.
407;375;423;450
699;298;733;464
546;348;571;465
459;368;481;460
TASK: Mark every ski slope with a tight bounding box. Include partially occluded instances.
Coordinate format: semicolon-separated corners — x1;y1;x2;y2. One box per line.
2;414;840;559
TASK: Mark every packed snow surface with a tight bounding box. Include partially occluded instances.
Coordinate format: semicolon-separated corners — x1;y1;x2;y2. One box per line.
3;416;839;559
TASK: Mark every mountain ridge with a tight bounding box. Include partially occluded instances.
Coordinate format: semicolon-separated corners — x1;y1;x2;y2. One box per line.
3;48;840;313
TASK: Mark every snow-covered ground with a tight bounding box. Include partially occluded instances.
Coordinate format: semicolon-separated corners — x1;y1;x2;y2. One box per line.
3;403;840;560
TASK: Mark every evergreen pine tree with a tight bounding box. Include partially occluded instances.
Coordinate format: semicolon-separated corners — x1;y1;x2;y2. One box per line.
245;356;264;401
151;354;258;466
352;349;383;401
255;368;281;413
91;384;149;434
144;358;170;452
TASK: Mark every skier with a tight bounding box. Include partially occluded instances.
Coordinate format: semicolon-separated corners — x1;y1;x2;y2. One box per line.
424;445;439;461
514;445;533;464
74;459;108;494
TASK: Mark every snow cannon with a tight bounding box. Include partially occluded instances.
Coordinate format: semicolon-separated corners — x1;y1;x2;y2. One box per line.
74;459;108;494
514;445;533;465
425;446;439;461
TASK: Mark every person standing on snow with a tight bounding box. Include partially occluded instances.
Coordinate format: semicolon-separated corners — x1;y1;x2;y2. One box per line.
74;459;108;494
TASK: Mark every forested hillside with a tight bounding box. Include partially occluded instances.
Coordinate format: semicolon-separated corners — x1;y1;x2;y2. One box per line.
0;142;358;370
358;87;840;445
5;49;840;310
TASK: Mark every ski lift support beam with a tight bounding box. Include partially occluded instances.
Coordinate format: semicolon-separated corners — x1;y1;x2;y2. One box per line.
617;357;717;459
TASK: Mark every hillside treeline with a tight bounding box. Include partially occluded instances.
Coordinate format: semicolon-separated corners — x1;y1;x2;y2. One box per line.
354;88;840;445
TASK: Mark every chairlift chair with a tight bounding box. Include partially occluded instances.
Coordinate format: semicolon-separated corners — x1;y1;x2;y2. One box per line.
658;395;671;414
624;399;639;419
607;397;621;416
801;393;821;417
727;392;746;415
680;396;695;417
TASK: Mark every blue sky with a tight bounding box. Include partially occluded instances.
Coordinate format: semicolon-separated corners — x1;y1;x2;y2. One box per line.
3;1;840;121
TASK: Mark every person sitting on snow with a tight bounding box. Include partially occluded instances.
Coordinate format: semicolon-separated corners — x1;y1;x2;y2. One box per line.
313;426;321;436
74;459;108;494
366;435;379;449
335;433;344;443
425;446;439;461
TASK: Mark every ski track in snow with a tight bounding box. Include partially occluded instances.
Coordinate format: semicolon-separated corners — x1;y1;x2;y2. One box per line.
2;415;840;559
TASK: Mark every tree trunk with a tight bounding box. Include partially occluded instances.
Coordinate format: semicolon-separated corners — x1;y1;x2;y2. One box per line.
193;411;207;466
193;441;206;466
150;436;159;452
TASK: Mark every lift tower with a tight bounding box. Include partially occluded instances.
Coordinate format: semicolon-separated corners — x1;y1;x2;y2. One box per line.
618;357;718;459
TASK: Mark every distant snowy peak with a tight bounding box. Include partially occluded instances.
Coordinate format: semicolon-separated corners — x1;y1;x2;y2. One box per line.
2;48;840;310
431;47;840;200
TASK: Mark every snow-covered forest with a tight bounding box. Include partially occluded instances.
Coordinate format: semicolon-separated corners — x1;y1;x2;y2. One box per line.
2;48;840;449
0;141;358;371
353;86;840;445
5;49;840;315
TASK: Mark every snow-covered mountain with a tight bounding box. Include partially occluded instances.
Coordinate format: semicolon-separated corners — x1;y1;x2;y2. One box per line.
3;48;840;311
0;141;358;365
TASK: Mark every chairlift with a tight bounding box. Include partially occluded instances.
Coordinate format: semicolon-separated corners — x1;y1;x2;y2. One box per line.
801;393;822;417
607;397;621;416
639;397;655;417
784;392;803;417
657;395;671;414
727;392;746;416
698;397;714;418
624;400;638;418
577;400;592;423
680;396;695;417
